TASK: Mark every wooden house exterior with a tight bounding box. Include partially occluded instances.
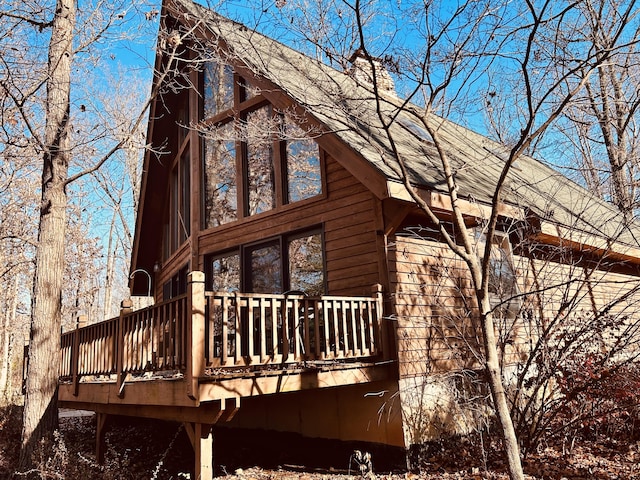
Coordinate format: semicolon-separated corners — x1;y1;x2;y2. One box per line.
57;0;640;476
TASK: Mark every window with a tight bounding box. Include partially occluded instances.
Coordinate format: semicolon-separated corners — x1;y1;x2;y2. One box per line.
180;152;191;243
165;150;191;258
283;114;322;203
244;106;275;215
163;264;189;301
288;231;324;295
200;61;323;227
487;234;518;299
475;230;519;318
203;62;234;118
206;251;240;292
203;121;237;227
205;229;325;295
245;240;282;293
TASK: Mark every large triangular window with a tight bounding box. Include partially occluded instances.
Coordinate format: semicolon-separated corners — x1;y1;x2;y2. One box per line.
201;61;323;229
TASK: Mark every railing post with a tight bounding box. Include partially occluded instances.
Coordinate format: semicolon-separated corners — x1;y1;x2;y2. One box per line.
372;284;388;359
71;323;80;396
187;271;206;401
116;299;132;398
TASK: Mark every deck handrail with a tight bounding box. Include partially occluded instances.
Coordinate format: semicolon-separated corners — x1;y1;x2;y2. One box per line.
59;272;384;397
60;294;188;394
204;291;382;367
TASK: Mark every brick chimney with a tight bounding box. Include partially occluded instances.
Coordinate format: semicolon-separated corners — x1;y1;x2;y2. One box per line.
347;48;396;93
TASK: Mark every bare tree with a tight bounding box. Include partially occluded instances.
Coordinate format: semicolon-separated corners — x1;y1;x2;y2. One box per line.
551;0;640;216
0;0;180;471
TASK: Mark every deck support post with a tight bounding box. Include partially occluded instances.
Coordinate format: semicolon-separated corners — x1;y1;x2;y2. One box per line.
116;299;132;397
187;271;206;401
184;422;213;480
95;413;109;464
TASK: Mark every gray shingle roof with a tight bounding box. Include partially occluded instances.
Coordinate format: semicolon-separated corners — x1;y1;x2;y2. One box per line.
171;0;640;251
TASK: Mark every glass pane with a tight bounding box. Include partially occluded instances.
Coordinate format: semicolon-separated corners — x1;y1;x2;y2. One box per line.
475;231;518;299
180;152;191;241
210;253;240;292
203;62;234;119
245;106;275;215
489;241;517;297
170;166;178;251
204;122;237;227
240;76;258;102
248;242;281;293
289;233;324;295
284;115;321;203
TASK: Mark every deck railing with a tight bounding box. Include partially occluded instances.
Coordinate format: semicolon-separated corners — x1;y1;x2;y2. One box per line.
205;292;381;367
60;295;188;385
60;271;385;397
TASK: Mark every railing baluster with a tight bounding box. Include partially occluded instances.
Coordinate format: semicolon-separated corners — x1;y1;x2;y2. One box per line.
234;293;242;365
259;297;267;363
247;297;255;364
302;299;311;360
332;300;341;358
293;297;302;361
340;300;349;357
356;301;366;356
270;297;279;362
313;301;321;360
221;296;229;365
349;300;358;356
282;298;289;361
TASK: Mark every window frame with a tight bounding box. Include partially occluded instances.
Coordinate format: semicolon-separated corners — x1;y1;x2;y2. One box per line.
204;227;326;295
200;63;324;229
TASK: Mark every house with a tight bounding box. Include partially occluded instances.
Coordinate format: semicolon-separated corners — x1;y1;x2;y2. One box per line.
58;0;640;477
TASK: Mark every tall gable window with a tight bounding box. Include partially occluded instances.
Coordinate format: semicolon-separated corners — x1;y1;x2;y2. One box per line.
203;121;237;227
245;105;275;215
204;62;234;118
283;114;321;203
201;60;323;229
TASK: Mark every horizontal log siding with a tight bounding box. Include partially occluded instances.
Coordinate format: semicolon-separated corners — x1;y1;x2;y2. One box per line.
391;234;640;380
197;155;381;297
519;256;640;350
389;236;480;378
324;157;380;296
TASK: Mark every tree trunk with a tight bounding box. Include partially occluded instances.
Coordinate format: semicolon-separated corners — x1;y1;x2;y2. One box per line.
479;296;524;480
19;0;75;472
103;209;117;319
0;273;18;404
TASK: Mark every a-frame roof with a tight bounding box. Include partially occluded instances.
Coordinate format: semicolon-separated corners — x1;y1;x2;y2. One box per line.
170;0;639;244
131;0;640;292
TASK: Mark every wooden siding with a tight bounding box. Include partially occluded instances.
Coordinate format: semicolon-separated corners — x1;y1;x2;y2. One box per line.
324;156;381;295
389;236;480;378
390;234;640;380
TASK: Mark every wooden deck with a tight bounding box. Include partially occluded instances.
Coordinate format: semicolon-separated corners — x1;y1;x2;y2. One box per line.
58;273;390;416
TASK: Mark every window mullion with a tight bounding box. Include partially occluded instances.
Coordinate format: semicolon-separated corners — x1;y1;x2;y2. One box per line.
239;112;248;218
273;113;285;208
